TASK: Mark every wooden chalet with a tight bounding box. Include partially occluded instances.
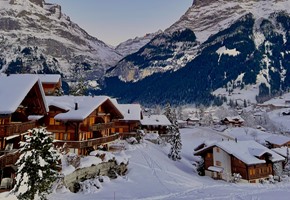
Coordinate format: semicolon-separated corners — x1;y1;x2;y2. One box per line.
0;74;48;182
113;103;143;139
220;116;244;127
37;74;62;96
140;115;171;135
265;135;290;148
45;96;124;155
194;140;285;183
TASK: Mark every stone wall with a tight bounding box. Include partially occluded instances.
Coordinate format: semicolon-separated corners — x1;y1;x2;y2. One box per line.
63;160;128;192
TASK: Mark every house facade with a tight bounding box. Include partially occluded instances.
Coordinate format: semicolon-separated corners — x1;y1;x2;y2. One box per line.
140;115;171;135
113;103;143;139
220;116;244;127
45;96;123;155
194;140;285;183
0;74;48;182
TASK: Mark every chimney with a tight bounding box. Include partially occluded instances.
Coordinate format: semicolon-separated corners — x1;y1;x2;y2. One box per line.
75;102;78;110
128;109;130;114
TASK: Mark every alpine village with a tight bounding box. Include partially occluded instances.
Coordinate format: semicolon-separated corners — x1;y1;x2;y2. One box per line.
2;0;290;200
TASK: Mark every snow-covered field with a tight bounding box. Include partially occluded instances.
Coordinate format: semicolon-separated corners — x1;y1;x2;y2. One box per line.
2;127;290;200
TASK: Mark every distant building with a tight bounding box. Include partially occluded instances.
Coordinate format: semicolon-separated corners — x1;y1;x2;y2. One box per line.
141;115;171;135
265;135;290;148
220;116;244;127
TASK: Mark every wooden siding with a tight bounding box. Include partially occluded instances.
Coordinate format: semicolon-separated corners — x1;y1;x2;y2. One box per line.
0;150;20;169
0;121;36;137
53;133;119;149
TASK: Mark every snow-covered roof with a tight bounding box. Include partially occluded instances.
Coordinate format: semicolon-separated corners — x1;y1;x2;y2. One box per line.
117;104;142;121
0;74;48;114
195;140;284;165
272;147;289;158
224;116;244;122
265;135;290;146
46;95;123;121
141;115;171;126
37;74;61;84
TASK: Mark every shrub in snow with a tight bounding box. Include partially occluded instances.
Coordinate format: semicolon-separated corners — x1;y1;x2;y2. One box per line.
231;173;242;183
193;158;205;176
126;137;138;145
65;153;81;168
12;127;60;200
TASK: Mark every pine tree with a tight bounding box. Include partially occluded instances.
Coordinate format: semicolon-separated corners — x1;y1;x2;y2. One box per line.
12;128;59;200
166;108;182;161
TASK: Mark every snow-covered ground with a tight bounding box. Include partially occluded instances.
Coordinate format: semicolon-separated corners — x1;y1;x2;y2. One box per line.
2;127;290;200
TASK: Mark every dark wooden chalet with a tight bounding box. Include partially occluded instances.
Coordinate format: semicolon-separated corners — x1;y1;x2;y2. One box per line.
113;103;143;139
45;96;124;155
194;140;285;183
0;74;48;182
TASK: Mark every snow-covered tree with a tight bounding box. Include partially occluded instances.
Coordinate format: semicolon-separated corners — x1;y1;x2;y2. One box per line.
166;108;182;161
13;128;59;200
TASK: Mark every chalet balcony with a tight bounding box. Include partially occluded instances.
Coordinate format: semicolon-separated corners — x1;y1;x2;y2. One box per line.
89;122;115;132
0;121;36;137
0;150;20;168
53;133;120;149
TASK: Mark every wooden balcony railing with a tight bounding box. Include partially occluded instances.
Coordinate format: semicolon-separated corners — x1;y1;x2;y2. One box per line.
0;121;36;137
89;122;114;131
53;133;120;149
0;150;20;169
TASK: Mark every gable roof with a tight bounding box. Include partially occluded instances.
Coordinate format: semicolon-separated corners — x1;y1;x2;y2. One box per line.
117;104;142;121
141;115;171;126
195;140;284;165
265;135;290;146
46;95;123;121
35;74;61;84
0;74;48;114
223;116;244;122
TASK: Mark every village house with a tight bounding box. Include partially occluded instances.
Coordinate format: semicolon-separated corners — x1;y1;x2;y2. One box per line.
265;135;290;148
37;74;62;96
194;140;285;183
113;103;143;139
186;117;200;126
140;115;171;135
220;116;244;127
0;74;48;184
45;95;124;155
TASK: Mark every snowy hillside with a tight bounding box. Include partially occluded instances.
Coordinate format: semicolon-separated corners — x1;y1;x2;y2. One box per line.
0;0;122;79
2;127;290;200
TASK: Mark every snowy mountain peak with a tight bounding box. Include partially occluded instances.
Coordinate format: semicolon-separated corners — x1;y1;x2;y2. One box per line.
0;0;122;80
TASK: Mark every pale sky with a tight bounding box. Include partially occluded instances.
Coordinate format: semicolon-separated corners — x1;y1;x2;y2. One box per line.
46;0;193;46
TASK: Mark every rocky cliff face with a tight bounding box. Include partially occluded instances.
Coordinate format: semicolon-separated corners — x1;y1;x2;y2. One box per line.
99;0;290;105
0;0;122;79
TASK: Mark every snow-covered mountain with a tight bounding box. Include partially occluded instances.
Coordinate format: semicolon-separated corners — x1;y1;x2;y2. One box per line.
115;30;162;57
0;0;122;79
99;0;290;105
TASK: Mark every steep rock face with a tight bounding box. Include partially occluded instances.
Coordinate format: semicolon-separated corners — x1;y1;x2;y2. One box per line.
99;0;290;105
115;31;162;57
0;0;122;79
107;28;199;82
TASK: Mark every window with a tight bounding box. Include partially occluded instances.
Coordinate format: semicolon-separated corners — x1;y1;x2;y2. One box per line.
49;118;55;125
90;117;95;125
207;153;212;158
216;147;220;153
216;161;221;166
249;169;256;176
